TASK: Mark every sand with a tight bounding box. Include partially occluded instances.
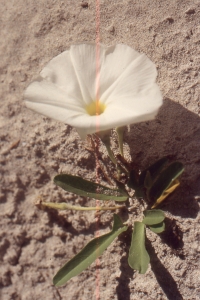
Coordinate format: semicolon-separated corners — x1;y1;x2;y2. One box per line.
0;0;200;299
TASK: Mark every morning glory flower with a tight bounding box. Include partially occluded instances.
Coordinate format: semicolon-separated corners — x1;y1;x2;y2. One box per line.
25;43;162;139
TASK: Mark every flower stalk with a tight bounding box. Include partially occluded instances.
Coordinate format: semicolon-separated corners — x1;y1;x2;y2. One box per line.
116;126;126;157
40;201;125;211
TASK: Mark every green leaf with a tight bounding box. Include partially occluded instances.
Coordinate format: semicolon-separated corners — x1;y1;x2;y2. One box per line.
139;156;169;186
149;221;165;233
128;157;169;198
151;179;180;208
128;222;150;274
127;169;139;190
127;170;144;198
144;171;153;189
149;162;184;206
53;214;128;287
142;209;165;225
54;174;128;202
116;126;126;156
134;188;144;198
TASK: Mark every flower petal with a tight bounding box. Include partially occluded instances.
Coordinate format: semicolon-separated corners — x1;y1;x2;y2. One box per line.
70;43;106;105
101;46;158;102
40;50;83;103
102;84;162;128
25;50;87;122
25;79;85;123
100;44;145;99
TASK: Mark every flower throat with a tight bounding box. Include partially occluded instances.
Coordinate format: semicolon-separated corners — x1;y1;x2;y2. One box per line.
86;101;106;116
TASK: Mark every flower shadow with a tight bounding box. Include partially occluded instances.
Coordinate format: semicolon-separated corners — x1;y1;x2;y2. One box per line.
127;97;200;218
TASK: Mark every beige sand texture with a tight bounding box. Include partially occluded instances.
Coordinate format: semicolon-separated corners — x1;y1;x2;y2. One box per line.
0;0;200;299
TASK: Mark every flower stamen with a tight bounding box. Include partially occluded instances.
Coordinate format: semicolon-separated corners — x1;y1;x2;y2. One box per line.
86;101;106;116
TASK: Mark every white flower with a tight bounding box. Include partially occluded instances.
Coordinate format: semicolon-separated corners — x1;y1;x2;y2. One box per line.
25;43;162;139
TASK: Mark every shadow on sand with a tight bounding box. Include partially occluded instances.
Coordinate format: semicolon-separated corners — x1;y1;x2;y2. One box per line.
116;97;199;299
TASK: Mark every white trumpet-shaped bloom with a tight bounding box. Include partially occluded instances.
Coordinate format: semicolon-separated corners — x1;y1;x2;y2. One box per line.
25;43;162;139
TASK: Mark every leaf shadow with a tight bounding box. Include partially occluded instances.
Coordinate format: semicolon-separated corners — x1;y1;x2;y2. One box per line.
146;236;184;300
116;255;133;300
127;97;200;218
116;227;134;300
42;207;113;238
116;222;185;300
159;217;185;255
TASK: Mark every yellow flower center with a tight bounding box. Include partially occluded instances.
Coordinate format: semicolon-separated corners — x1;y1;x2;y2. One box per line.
86;101;106;116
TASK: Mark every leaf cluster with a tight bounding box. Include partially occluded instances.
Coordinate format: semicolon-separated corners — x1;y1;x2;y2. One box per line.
51;157;184;286
128;157;184;208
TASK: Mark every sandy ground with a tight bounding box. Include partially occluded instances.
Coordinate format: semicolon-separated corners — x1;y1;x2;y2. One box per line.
0;0;200;299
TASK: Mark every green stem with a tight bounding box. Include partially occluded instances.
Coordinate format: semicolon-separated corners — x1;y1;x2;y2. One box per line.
101;135;128;175
116;126;126;157
105;142;118;165
41;202;125;211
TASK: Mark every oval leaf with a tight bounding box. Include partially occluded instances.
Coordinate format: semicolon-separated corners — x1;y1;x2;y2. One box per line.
53;214;127;286
54;174;128;202
149;221;165;233
128;222;150;274
148;162;184;204
142;209;165;225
